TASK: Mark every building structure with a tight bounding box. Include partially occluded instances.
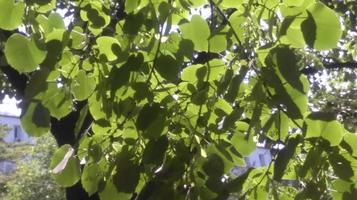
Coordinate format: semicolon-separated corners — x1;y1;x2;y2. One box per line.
0;110;33;174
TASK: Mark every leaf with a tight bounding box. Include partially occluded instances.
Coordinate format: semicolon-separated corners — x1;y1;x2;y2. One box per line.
71;70;96;100
74;104;89;138
262;67;308;119
181;64;205;83
70;26;87;50
305;112;344;146
231;128;256;157
47;12;66;30
142;135;168;165
226;168;253;193
4;33;47;73
82;164;102;196
301;2;342;50
125;0;140;13
96;36;121;62
273;135;301;181
343;133;357;157
40;83;73;120
209;34;227;53
155;54;180;82
80;2;110;35
269;46;304;93
50;144;81;187
136;103;167;138
298;146;322;178
52;147;75;174
20;102;50;137
280;17;306;48
113;151;140;193
123;13;145;35
181;59;225;84
0;0;24;30
30;0;56;13
99;179;132;200
180;15;210;51
228;12;246;43
329;149;354;181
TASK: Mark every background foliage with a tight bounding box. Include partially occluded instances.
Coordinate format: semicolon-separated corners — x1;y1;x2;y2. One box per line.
0;0;356;199
0;128;65;200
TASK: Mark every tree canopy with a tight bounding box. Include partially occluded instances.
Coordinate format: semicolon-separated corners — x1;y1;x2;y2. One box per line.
0;0;356;199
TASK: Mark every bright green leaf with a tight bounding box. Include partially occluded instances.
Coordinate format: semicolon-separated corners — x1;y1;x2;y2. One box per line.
71;70;96;101
302;2;342;50
0;0;24;30
4;33;47;73
180;15;210;51
305;113;344;146
20;102;50;137
96;36;121;62
82;164;102;196
231;130;256;157
50;144;81;187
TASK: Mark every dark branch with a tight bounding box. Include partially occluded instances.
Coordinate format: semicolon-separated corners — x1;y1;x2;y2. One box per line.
301;61;357;75
0;64;28;97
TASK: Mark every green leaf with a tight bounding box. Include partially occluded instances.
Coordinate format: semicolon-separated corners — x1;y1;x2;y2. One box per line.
50;144;81;187
88;91;106;120
30;0;56;13
125;0;140;13
301;2;342;50
113;151;140;193
209;34;227;53
305;113;344;146
262;67;308;119
82;164;102;196
329;149;354;181
180;15;210;51
298;145;322;178
155;54;180;82
226;168;253;193
343;133;357;157
74;104;89;138
20;102;50;137
228;12;246;43
0;0;24;30
190;0;206;7
71;70;96;101
99;179;132;200
269;46;304;93
41;83;73;120
48;12;66;30
80;2;110;35
274;135;301;181
70;26;87;50
142;135;168;165
181;64;205;83
136;103;167;138
96;36;121;62
231;128;256;157
4;33;47;73
280;17;306;48
181;59;225;84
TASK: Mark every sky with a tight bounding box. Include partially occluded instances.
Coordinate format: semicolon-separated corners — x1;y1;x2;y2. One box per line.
0;95;21;117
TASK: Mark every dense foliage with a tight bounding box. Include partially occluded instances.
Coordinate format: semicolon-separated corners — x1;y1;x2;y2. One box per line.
0;0;356;199
0;128;65;200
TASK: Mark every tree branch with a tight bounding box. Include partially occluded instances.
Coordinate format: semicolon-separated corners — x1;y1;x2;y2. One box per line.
301;61;357;75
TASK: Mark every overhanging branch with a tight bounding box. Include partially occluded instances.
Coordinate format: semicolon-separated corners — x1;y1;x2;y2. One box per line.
301;61;357;75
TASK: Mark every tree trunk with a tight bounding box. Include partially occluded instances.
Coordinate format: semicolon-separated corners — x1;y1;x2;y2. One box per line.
50;101;97;200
